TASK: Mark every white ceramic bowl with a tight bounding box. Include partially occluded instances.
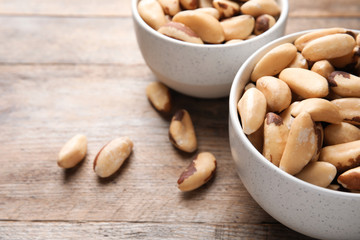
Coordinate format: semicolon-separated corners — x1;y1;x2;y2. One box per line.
229;29;360;240
132;0;289;98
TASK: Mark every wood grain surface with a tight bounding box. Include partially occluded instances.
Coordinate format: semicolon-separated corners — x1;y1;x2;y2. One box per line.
0;0;359;239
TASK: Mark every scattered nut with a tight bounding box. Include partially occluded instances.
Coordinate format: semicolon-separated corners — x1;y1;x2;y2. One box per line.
146;81;172;113
93;137;133;178
58;134;87;168
169;109;197;153
177;152;216;191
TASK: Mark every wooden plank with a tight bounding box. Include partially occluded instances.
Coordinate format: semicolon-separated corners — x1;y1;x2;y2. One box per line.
0;16;143;65
0;0;131;17
0;221;312;239
1;0;359;18
285;17;360;34
0;64;274;224
0;16;358;65
288;0;360;17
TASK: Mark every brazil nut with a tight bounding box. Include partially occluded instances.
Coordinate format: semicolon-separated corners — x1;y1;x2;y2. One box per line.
279;68;329;98
295;161;337;188
279;101;299;130
294;28;347;51
173;10;225;44
327;71;360;97
177;152;217;191
311;60;335;79
254;14;276;36
240;0;281;17
251;43;297;82
237;87;267;135
324;122;360;146
93;137;133;178
331;98;360;125
302;33;356;62
263;113;289;167
146;81;172;113
319;140;360;173
169;109;197;153
338;166;360;191
213;0;240;18
287;52;308;69
256;76;292;112
138;0;166;30
158;21;204;44
290;98;342;124
220;15;255;41
58;134;87;169
279;112;317;175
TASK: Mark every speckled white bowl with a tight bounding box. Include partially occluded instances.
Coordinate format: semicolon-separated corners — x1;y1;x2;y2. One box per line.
229;29;360;240
132;0;289;98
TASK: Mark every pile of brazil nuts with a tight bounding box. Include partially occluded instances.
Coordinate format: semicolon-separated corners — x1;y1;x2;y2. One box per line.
137;0;281;44
237;28;360;192
146;81;217;191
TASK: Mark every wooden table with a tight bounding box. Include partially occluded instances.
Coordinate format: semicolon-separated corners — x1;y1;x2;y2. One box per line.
0;1;359;239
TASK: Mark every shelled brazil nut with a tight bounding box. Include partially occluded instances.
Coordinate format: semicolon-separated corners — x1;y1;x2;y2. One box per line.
137;0;281;44
237;28;360;192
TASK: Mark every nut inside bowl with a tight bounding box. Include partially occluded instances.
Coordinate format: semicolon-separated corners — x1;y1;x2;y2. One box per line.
132;0;289;98
229;29;360;240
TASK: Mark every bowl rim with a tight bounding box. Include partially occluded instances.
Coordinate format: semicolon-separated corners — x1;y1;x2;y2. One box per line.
131;0;289;48
229;28;360;199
